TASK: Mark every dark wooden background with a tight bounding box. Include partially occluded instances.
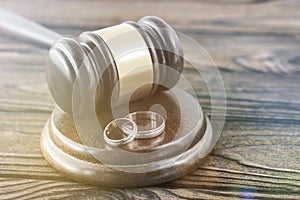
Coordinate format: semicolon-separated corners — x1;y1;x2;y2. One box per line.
0;0;300;199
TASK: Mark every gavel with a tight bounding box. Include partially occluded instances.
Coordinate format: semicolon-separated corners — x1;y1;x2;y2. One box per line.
0;9;183;112
46;16;183;113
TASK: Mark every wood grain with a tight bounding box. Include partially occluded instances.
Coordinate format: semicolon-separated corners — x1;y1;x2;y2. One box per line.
0;0;300;199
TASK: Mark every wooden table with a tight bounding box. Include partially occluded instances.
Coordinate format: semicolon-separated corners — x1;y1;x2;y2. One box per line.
0;0;299;199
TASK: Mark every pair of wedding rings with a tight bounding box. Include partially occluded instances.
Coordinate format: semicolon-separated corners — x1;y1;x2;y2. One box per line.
103;111;165;147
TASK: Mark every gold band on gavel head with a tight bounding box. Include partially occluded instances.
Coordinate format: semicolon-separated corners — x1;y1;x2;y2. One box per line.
93;23;154;106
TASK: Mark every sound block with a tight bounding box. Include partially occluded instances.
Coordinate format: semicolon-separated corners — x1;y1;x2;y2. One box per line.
40;89;214;187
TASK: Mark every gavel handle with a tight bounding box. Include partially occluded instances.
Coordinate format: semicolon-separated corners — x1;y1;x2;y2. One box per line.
0;9;61;47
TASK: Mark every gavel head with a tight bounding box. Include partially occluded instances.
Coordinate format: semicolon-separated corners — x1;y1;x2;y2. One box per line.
45;16;184;113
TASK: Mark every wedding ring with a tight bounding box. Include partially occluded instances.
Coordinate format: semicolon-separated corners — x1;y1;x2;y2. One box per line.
123;111;165;139
103;118;137;146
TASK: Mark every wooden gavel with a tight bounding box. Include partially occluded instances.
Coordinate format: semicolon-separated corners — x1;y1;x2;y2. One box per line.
0;9;183;112
46;16;183;112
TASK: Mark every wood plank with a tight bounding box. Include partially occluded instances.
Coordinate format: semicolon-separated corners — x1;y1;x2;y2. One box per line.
0;0;299;199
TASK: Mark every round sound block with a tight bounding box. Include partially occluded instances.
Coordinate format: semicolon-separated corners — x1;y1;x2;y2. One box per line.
40;89;214;187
